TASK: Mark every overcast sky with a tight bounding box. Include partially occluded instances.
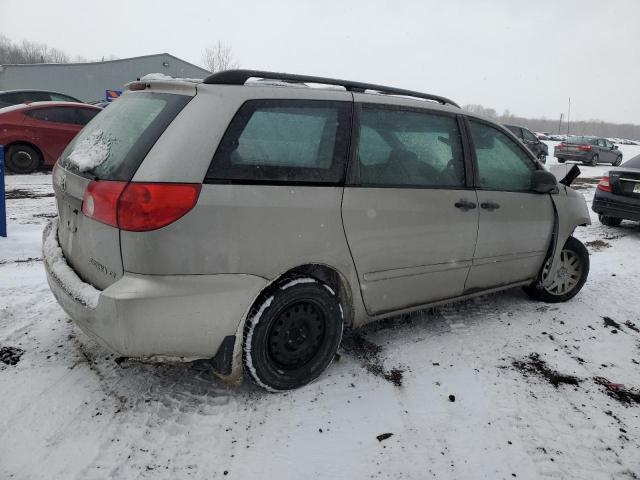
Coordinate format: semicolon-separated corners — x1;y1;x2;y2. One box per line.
2;0;639;124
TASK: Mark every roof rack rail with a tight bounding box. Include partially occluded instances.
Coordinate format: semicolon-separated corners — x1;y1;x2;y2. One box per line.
203;69;460;108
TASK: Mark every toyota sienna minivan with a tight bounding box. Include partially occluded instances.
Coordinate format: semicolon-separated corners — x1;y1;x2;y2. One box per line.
44;70;591;391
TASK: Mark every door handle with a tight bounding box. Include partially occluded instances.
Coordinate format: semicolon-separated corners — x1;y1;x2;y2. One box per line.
454;200;477;211
480;202;500;211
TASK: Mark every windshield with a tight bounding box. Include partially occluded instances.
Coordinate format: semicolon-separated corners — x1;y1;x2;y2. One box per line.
59;91;191;180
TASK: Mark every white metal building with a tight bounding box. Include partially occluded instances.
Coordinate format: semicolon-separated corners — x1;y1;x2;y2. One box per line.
0;53;210;102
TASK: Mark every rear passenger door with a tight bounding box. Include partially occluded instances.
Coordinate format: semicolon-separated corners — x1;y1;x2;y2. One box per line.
25;107;82;162
342;102;479;315
464;118;554;291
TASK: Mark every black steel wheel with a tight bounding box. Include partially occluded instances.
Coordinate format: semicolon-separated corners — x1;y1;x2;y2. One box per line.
243;277;343;391
5;144;41;174
523;237;589;303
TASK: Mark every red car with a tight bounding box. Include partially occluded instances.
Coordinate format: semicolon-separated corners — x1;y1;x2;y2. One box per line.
0;102;102;173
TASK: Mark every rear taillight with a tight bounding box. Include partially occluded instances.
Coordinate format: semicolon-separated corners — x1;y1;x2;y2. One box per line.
597;175;612;192
82;180;128;227
118;183;201;231
578;145;592;152
82;181;201;231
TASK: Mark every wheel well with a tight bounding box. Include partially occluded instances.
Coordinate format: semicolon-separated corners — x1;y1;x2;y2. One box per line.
251;264;354;327
4;141;44;164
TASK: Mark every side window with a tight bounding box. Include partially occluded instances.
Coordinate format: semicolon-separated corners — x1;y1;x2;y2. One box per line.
522;128;537;143
50;93;76;102
355;105;465;188
468;119;536;191
505;125;523;139
207;100;350;184
75;108;100;125
27;107;76;124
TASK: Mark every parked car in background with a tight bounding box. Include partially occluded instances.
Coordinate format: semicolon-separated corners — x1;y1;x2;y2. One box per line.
592;154;640;226
555;136;622;166
44;70;591;392
0;89;82;108
0;102;102;173
535;132;550;140
504;124;549;162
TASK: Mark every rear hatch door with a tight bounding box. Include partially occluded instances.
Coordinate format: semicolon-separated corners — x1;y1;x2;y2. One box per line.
54;88;193;290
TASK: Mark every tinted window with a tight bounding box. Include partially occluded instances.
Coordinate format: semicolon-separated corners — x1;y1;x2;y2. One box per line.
567;136;597;145
621;154;640;169
597;139;606;147
75;107;100;125
469;119;536;191
50;93;78;102
27;107;76;124
505;125;523;139
207;100;351;184
354;105;465;188
522;128;537;142
59;92;191;180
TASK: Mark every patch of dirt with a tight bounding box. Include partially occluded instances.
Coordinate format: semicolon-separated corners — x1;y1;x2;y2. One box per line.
594;377;640;405
0;257;43;266
624;321;639;333
585;240;611;251
512;353;581;388
0;346;25;366
5;188;54;200
603;317;623;330
341;330;404;387
376;433;393;442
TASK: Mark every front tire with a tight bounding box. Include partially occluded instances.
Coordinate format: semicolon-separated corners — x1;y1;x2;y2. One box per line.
613;156;622;166
599;214;622;227
243;277;343;391
537;153;547;163
5;144;42;173
523;237;589;303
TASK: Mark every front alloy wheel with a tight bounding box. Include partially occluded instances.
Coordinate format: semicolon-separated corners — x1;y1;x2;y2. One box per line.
523;237;589;303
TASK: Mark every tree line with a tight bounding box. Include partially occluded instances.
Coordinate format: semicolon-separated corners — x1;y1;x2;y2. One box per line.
464;104;640;140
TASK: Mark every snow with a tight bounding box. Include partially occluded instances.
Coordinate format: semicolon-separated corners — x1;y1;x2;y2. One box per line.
42;218;100;309
139;73;203;83
66;130;112;172
242;295;274;391
1;169;640;479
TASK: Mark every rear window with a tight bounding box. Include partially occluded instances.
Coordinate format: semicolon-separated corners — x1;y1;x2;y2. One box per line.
206;99;351;184
59;91;191;180
566;136;597;145
621;154;640;169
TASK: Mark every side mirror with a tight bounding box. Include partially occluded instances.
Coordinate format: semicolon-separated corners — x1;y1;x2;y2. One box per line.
531;170;559;194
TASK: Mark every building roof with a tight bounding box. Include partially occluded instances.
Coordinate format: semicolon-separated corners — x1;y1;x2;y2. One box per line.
0;53;210;75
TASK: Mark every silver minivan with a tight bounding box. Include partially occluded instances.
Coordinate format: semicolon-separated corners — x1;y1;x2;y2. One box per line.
44;70;591;391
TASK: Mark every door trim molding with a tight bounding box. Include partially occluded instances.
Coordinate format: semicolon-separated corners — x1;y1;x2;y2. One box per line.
363;260;472;282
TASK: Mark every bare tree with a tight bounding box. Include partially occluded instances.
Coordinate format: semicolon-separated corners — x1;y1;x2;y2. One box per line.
0;35;70;64
201;41;239;73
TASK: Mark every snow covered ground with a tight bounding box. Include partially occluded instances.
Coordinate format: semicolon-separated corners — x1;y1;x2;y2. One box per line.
1;153;639;479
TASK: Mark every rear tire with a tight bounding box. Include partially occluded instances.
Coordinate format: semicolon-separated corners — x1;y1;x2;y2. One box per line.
243;277;343;392
590;154;599;166
5;144;41;174
599;214;622;227
523;237;589;303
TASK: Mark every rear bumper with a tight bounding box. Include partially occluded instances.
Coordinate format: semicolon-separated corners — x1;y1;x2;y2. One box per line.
555;152;590;162
592;190;640;222
43;219;268;361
